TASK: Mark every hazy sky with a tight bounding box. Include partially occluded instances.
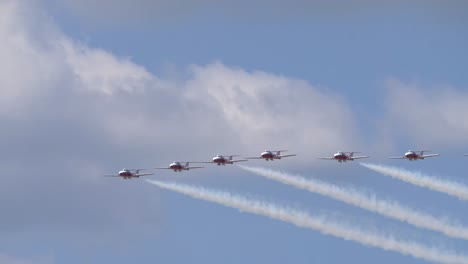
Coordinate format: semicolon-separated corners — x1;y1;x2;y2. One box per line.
1;0;467;263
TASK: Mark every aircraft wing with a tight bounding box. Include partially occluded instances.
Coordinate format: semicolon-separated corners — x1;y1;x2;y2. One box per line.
154;167;171;170
388;156;406;159
317;157;335;160
231;159;248;163
422;154;440;158
350;156;369;160
279;154;296;158
103;174;120;177
136;173;153;177
245;157;264;159
187;166;204;169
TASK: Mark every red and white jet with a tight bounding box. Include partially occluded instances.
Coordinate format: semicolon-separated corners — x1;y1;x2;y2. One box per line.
317;151;369;162
389;150;440;161
197;155;248;166
246;150;296;161
154;162;203;172
104;169;153;179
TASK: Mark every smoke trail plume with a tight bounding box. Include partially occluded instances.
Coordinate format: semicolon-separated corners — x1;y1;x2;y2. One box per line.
147;180;468;264
238;165;468;241
361;163;468;201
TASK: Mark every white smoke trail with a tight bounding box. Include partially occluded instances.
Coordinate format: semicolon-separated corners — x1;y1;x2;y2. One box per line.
361;163;468;201
147;180;468;264
238;165;468;241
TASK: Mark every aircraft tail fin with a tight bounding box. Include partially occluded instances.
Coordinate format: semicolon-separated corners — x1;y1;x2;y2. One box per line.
347;152;361;157
420;150;431;155
275;150;288;155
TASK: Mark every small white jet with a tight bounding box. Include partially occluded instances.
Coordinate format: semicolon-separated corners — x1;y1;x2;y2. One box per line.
197;155;248;166
104;169;153;179
154;162;203;172
317;151;369;162
389;150;440;161
246;150;296;161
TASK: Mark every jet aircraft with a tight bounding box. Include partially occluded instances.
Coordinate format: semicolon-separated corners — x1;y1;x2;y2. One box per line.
196;155;247;166
155;162;203;172
317;151;369;162
104;169;153;179
389;150;440;161
246;150;296;161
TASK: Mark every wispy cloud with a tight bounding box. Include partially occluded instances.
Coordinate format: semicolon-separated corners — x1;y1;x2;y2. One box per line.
382;79;468;147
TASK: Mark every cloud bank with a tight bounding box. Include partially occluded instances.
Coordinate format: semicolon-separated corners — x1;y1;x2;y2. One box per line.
0;0;362;243
383;80;468;147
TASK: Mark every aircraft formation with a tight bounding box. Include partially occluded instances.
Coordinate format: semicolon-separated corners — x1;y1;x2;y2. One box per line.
104;149;461;179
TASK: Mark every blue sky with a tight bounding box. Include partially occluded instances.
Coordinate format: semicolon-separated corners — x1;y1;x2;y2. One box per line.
1;1;468;263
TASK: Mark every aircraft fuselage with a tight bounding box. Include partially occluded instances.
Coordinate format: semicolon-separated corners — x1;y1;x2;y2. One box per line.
261;151;279;161
169;162;188;171
213;156;232;165
118;170;138;179
333;153;351;162
405;152;421;160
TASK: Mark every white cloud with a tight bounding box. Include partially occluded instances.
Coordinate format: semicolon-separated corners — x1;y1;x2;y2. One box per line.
184;63;360;155
0;0;164;239
63;41;157;95
383;79;468;147
0;0;64;116
0;0;361;243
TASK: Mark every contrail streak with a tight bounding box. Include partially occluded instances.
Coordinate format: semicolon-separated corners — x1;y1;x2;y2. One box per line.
238;165;468;241
361;163;468;201
147;180;468;264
